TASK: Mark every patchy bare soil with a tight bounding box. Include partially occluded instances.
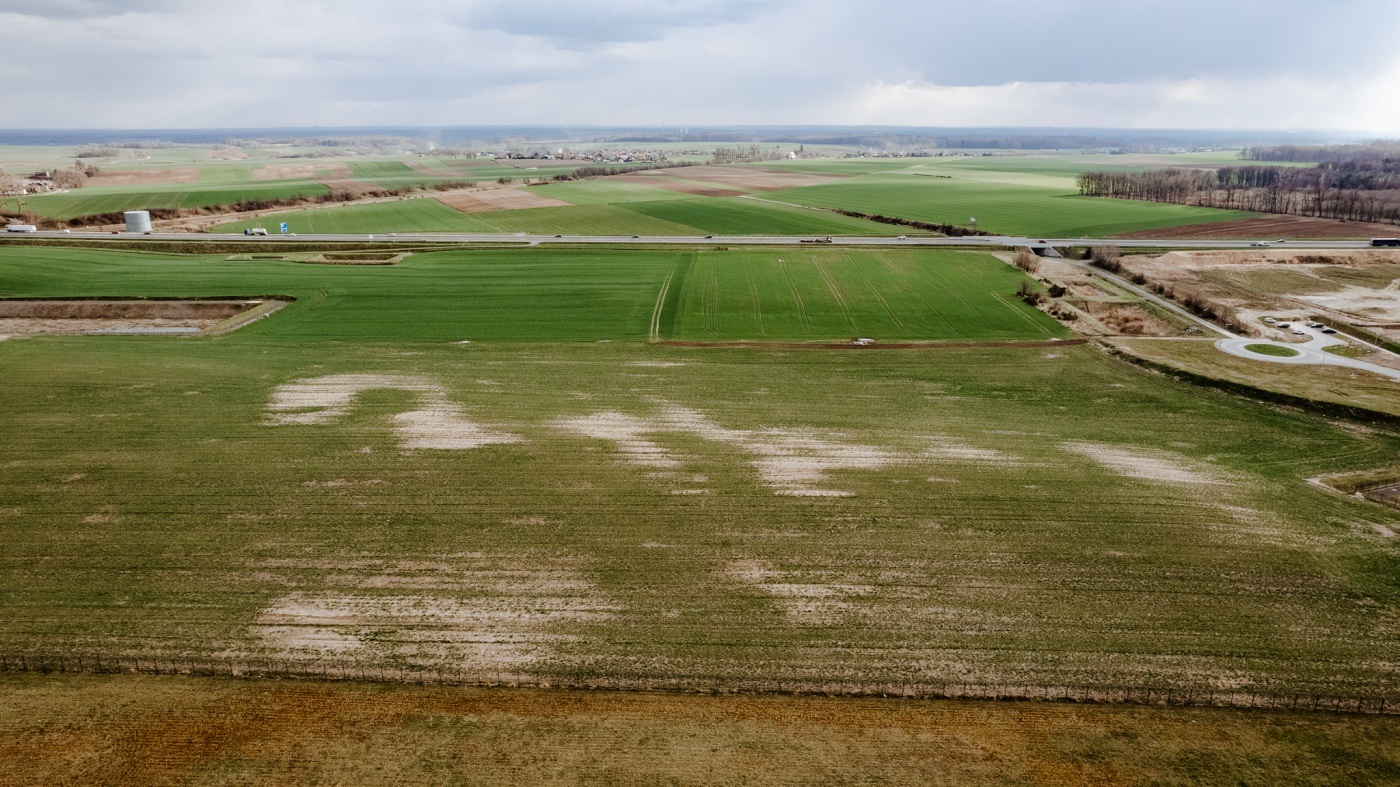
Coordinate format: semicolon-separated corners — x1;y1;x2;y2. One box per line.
1117;215;1400;240
254;163;351;181
622;165;846;193
437;188;572;213
613;173;748;197
264;373;522;450
248;554;615;672
1063;441;1233;487
316;178;386;197
558;402;1025;498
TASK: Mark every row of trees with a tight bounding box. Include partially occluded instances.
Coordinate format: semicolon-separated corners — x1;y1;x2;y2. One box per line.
1076;164;1400;225
1240;141;1400;163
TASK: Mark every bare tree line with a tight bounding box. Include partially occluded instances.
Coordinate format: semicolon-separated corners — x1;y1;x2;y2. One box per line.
1241;141;1400;163
1077;159;1400;225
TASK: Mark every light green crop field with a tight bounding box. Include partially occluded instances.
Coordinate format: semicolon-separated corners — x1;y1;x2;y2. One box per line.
752;154;1259;236
6;181;332;220
0;243;1398;703
766;172;1255;237
225;198;502;234
214;195;898;236
661;250;1059;340
471;203;701;235
620;197;898;235
529;179;702;205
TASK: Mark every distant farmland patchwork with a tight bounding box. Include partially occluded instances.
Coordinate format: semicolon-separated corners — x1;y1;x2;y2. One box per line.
3;148;1277;236
214;194;899;236
194;155;1269;237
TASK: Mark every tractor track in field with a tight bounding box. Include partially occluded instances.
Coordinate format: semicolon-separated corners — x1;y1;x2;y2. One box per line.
847;253;906;329
810;255;857;331
649;272;674;342
776;257;811;332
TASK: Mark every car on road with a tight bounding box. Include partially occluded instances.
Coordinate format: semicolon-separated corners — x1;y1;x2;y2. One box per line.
704;235;714;239
1277;322;1291;328
897;235;907;240
1306;321;1324;328
1263;317;1277;324
1251;241;1271;247
1291;328;1307;335
1321;328;1337;334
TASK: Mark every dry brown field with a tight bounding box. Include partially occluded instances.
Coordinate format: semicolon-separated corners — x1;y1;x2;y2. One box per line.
2;674;1396;786
88;167;200;187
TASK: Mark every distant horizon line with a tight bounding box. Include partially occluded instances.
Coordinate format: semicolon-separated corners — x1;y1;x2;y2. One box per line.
0;125;1386;149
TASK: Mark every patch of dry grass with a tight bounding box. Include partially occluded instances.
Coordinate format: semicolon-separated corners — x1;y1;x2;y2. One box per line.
2;674;1397;786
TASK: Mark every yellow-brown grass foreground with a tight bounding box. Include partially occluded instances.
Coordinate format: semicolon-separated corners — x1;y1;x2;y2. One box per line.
1;674;1396;786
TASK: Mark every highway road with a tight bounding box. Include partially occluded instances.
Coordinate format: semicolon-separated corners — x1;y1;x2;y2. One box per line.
2;230;1381;251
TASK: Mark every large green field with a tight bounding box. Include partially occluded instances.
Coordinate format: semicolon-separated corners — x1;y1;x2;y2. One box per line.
662;249;1058;340
763;170;1255;237
213;194;900;236
210;155;1260;237
0;242;1397;703
8;181;332;220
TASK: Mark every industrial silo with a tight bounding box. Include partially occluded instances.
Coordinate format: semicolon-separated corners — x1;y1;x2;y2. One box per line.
124;211;152;233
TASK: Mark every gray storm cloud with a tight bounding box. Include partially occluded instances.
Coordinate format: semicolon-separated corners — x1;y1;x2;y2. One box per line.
0;0;1396;131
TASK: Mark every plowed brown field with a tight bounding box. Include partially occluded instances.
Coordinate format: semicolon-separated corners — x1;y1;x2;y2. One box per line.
88;167;199;186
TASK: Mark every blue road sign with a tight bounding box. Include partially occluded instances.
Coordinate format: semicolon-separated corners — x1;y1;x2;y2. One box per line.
280;222;288;234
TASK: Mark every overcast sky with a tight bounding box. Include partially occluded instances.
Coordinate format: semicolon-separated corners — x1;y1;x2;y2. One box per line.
2;0;1398;132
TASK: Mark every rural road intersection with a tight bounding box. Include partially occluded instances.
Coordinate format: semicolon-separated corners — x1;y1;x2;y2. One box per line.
1217;326;1400;381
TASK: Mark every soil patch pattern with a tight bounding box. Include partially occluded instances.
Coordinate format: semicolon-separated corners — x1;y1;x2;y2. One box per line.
436;188;573;213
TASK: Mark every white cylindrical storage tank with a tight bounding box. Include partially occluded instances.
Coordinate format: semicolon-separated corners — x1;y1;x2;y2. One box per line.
124;211;152;233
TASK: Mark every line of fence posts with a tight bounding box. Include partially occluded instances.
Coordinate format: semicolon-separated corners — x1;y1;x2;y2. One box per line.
0;653;1391;715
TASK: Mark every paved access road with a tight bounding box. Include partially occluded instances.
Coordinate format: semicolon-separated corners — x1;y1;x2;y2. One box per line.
5;230;1381;251
1216;326;1400;381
